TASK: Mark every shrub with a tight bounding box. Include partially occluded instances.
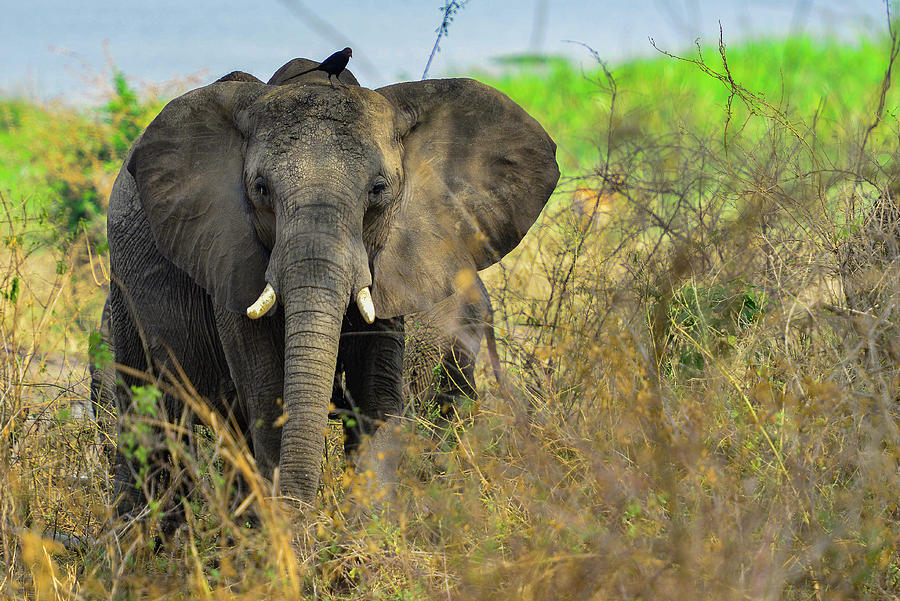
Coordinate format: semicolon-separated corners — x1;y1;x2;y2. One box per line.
0;72;161;243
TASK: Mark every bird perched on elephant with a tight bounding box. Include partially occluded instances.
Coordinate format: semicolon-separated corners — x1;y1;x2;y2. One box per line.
291;47;353;87
94;54;559;527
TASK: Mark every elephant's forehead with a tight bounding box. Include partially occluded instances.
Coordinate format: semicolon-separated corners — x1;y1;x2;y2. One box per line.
248;85;399;175
252;84;392;137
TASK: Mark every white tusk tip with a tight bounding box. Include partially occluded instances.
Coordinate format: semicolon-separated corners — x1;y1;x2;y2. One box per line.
246;283;277;319
357;287;375;324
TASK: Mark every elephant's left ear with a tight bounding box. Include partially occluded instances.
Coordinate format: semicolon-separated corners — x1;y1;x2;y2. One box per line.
372;78;559;316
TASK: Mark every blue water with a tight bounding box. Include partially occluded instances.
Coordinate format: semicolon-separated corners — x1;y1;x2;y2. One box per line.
0;0;887;103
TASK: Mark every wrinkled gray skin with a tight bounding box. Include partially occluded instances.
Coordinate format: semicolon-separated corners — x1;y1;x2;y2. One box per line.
92;57;558;525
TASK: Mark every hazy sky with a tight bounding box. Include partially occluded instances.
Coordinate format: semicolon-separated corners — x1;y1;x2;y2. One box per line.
0;0;890;102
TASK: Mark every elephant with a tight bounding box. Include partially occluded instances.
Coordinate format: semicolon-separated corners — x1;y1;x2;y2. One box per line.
93;55;558;525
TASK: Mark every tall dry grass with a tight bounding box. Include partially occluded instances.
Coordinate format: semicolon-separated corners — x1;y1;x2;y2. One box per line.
3;30;900;600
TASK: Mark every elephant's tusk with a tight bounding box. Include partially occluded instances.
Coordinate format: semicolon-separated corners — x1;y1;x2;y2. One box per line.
356;287;375;324
247;283;277;319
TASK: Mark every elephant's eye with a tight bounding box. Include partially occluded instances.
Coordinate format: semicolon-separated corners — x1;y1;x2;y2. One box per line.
371;181;387;196
254;176;270;203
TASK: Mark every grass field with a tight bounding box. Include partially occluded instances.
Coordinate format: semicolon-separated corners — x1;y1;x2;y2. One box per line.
3;32;900;599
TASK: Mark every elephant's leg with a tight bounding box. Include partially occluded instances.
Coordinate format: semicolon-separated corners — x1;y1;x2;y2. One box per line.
432;276;494;417
338;313;405;501
434;341;478;417
107;282;156;523
109;385;191;534
339;314;405;458
107;305;196;537
89;296;118;464
108;264;230;534
214;308;285;481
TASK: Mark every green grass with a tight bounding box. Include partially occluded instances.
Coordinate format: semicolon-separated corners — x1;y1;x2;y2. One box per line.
0;100;56;210
479;36;900;172
0;72;162;234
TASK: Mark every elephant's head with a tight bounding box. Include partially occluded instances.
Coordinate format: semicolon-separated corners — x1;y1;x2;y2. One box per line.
126;61;559;501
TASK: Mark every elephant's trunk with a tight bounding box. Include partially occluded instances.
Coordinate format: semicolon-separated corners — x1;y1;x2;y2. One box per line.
277;251;349;502
271;193;371;501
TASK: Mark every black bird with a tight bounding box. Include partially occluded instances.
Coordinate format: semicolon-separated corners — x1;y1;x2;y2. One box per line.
295;47;353;87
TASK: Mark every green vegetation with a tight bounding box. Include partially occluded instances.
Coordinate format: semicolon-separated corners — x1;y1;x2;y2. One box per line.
0;71;161;240
4;33;900;599
482;35;900;172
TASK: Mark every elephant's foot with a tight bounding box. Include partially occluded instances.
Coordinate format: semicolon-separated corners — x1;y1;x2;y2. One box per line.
351;416;404;510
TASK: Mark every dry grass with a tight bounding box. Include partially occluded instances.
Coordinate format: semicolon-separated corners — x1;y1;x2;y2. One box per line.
4;35;900;601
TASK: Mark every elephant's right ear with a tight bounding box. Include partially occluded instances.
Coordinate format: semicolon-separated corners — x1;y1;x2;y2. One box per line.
127;81;270;314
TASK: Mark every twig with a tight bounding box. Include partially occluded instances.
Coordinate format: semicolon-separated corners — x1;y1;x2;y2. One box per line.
423;1;469;80
856;0;899;168
649;24;815;164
